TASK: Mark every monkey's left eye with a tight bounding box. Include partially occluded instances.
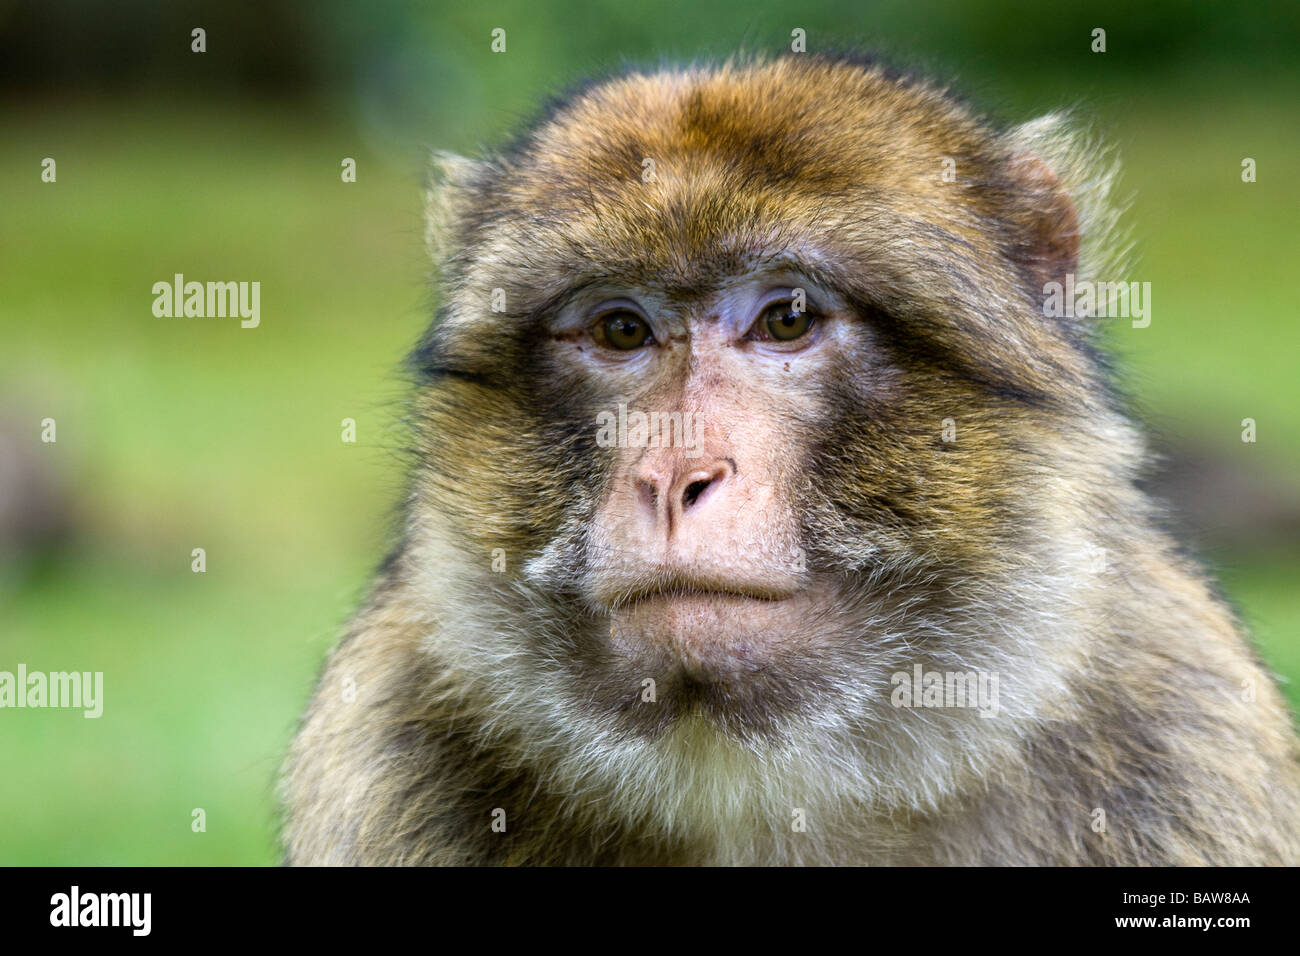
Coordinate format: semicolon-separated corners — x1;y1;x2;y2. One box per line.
748;301;815;343
596;310;654;350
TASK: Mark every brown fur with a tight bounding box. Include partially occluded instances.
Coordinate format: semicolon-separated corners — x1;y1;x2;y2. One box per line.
282;54;1300;865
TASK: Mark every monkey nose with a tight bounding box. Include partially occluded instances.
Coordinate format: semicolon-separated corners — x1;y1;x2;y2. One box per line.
635;458;735;534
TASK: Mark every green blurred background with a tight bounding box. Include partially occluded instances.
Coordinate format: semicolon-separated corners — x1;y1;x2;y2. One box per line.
0;0;1297;864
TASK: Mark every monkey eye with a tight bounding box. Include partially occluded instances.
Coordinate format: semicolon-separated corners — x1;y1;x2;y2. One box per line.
595;310;654;350
748;301;815;343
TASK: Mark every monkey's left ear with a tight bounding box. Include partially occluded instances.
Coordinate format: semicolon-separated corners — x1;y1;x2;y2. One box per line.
1001;113;1093;295
424;151;488;266
1003;148;1080;293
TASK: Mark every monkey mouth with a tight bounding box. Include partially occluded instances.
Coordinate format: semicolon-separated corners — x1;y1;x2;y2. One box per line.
600;577;825;678
598;572;800;616
590;567;800;613
615;584;794;610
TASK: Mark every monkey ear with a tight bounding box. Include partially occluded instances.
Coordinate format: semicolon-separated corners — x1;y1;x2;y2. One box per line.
1002;114;1090;294
424;151;487;265
1005;149;1080;291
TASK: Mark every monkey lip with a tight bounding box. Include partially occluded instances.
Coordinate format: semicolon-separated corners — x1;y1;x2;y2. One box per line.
593;568;817;672
592;561;807;612
607;582;799;611
602;580;821;674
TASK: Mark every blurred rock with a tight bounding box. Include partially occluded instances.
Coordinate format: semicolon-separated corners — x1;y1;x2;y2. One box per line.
0;411;75;566
1143;439;1300;556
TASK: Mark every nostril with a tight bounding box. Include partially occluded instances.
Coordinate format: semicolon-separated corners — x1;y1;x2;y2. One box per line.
680;466;729;511
682;479;711;508
637;479;659;512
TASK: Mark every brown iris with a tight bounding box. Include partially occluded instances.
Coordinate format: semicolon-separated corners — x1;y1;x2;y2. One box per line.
762;302;813;341
601;311;652;350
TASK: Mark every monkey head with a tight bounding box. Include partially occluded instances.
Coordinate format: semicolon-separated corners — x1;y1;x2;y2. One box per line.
406;55;1130;779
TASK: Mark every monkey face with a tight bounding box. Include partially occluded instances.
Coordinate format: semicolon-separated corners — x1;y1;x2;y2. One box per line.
561;272;845;676
411;57;1116;741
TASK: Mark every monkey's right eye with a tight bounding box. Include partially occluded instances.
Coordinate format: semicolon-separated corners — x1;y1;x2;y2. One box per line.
597;311;654;350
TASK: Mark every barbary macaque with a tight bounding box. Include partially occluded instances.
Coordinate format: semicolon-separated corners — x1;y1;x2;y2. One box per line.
282;54;1300;865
